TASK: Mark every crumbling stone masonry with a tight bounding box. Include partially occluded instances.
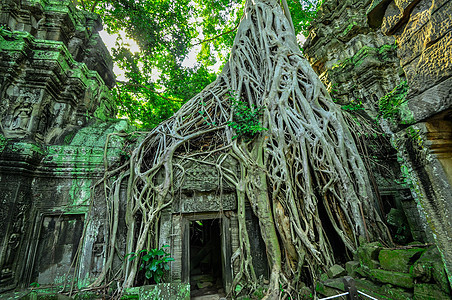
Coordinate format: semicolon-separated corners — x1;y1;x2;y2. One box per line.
304;0;452;292
0;0;127;292
370;0;452;287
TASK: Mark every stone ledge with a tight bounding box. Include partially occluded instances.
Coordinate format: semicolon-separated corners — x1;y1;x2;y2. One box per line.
399;76;452;125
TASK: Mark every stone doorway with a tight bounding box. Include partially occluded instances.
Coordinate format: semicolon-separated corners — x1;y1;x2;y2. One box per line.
173;212;233;296
189;218;224;297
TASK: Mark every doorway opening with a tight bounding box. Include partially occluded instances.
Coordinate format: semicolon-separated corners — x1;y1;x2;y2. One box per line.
189;218;224;297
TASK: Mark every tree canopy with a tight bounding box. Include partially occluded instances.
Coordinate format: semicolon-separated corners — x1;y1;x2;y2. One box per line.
74;0;322;128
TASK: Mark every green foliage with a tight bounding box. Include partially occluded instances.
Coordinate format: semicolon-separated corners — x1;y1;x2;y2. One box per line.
342;21;358;36
74;0;323;127
288;0;324;37
63;132;76;145
112;49;216;129
332;43;397;71
341;99;363;111
378;43;397;61
227;92;267;139
379;81;409;119
126;246;174;284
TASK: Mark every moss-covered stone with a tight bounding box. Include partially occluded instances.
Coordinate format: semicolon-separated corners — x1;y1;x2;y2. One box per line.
379;247;426;272
413;283;450;300
378;80;409;121
357;242;383;269
355;278;413;300
327;264;347;279
411;246;451;294
0;133;8;153
315;280;345;298
345;261;360;277
370;269;414;288
122;283;190;300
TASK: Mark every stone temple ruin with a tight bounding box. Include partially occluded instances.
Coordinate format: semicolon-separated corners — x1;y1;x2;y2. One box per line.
0;0;452;299
0;0;123;290
158;157;268;295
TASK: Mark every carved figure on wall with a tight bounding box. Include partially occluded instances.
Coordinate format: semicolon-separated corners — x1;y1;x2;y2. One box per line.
3;89;43;138
10;101;32;131
36;103;51;139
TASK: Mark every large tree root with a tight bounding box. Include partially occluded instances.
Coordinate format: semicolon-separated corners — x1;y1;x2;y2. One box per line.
92;0;391;298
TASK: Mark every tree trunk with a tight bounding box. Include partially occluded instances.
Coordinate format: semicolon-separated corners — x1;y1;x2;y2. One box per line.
95;0;391;297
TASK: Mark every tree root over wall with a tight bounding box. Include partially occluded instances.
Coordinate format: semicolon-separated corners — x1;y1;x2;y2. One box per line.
90;0;391;298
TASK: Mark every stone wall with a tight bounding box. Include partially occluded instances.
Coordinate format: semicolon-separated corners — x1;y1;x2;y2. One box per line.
303;0;430;244
373;0;452;287
0;0;128;292
317;242;451;299
304;0;452;290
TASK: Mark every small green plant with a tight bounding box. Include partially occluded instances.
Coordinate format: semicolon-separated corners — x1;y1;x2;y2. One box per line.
235;284;243;294
379;81;409;119
341;99;363;111
126;245;174;284
227;92;267;139
29;282;40;288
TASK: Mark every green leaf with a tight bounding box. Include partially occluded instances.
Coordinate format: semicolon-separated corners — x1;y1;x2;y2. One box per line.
145;269;153;280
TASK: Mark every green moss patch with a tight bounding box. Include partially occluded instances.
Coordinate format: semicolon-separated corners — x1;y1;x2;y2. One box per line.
379;248;426;272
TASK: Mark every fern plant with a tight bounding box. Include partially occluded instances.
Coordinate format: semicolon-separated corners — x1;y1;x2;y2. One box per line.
126;245;174;284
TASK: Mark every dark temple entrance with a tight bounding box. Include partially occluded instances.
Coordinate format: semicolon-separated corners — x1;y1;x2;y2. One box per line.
189;218;224;297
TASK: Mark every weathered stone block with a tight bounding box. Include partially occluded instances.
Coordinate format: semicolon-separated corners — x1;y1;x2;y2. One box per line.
316;278;346;297
357;242;383;269
411;246;451;294
123;283;190;300
370;269;414;288
379;247;426;272
397;12;430;66
345;260;361;276
414;283;450;300
424;3;452;46
323;278;346;291
327;264;347;278
382;0;421;35
355;278;414;300
404;30;452;95
399;71;452;125
320;272;329;281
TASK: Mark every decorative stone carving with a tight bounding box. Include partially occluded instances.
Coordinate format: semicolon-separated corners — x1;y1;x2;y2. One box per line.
0;1;125;292
308;0;452;290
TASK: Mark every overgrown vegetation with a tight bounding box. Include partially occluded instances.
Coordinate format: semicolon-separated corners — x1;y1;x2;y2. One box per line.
0;134;7;153
379;81;409;119
126;246;174;284
227;92;267;139
331;43;398;71
73;0;323;129
341;99;364;111
83;0;391;299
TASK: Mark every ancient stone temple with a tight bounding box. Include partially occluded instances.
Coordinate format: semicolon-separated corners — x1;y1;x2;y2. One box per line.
157;157;268;294
0;0;127;292
0;2;266;297
1;0;452;299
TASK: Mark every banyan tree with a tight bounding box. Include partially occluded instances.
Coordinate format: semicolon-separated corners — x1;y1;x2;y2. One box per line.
93;0;391;298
